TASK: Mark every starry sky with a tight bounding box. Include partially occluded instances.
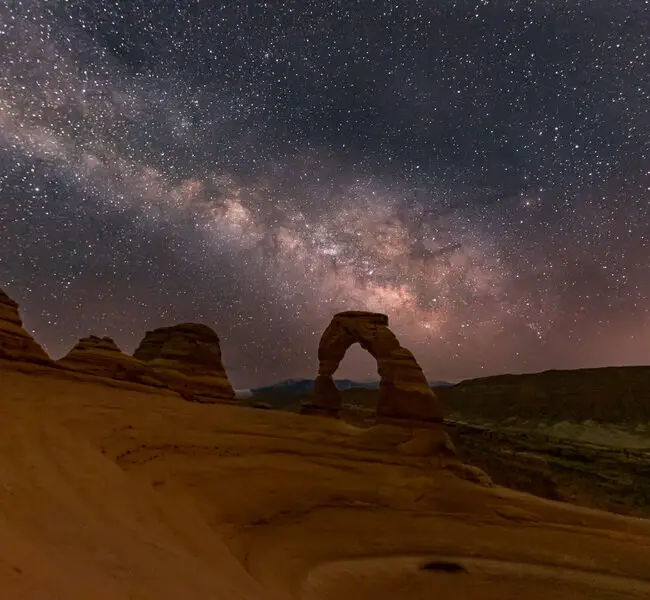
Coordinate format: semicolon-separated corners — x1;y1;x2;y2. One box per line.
1;1;648;387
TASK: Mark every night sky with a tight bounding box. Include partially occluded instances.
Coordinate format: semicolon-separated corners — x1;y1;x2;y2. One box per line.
1;1;648;387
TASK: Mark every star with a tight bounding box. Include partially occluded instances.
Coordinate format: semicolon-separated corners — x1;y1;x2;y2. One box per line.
1;0;648;387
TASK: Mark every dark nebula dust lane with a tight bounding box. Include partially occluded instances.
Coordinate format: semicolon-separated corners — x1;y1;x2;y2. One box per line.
1;1;648;387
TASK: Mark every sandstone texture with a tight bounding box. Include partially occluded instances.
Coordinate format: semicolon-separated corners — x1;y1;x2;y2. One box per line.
133;323;235;402
58;335;162;386
302;311;443;425
3;364;650;600
0;288;50;365
301;382;650;519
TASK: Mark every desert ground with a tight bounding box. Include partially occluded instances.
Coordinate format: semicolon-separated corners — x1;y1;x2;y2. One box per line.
2;361;650;599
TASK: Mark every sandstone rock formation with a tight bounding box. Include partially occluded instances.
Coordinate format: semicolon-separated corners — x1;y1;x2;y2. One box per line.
0;288;50;364
4;362;650;599
302;311;443;425
295;383;650;519
133;323;235;402
58;335;162;386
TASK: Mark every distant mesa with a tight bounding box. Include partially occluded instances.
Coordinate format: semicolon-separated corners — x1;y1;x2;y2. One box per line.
133;323;235;402
58;335;162;386
0;288;51;365
437;366;650;424
302;311;444;427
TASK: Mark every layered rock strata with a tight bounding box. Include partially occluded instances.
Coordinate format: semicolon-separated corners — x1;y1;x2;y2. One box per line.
58;335;162;386
133;323;235;402
302;311;443;426
0;288;51;364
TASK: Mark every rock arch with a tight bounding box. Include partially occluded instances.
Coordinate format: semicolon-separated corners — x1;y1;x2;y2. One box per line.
301;311;443;426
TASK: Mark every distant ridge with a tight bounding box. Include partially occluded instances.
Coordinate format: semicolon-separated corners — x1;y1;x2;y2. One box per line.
249;378;454;396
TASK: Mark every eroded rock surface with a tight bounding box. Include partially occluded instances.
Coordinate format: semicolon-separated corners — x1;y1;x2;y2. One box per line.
303;311;443;426
58;335;162;386
4;364;650;600
446;419;650;518
133;323;235;402
0;288;50;365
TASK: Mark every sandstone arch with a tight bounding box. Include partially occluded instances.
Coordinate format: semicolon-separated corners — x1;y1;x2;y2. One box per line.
302;311;443;426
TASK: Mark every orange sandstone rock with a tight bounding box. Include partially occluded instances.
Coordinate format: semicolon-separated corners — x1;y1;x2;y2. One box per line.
58;335;162;386
0;288;51;365
133;323;235;402
303;311;443;426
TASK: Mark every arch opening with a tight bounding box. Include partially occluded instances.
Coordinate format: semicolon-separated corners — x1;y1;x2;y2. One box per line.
302;311;443;426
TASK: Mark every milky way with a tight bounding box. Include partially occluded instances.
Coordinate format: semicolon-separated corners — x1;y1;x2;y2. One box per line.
1;1;648;386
